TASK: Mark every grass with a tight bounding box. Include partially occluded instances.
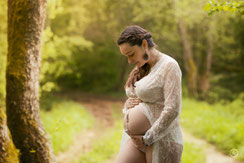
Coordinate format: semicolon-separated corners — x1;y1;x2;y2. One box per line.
181;142;206;163
39;92;244;162
181;97;244;161
73;103;124;163
74;102;206;163
40;94;95;155
73;120;123;163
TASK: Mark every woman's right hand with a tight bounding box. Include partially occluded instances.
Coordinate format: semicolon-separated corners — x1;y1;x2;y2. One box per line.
125;97;142;109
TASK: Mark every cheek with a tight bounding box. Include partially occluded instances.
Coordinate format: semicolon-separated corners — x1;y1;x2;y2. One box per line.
131;57;136;62
137;56;144;63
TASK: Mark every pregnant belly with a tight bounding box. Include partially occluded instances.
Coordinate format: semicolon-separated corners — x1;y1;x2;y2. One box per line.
123;104;151;135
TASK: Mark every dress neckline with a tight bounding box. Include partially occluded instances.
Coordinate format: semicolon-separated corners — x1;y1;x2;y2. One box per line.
134;52;164;87
148;52;163;73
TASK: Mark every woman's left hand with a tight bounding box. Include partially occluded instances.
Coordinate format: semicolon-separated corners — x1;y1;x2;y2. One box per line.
130;135;147;152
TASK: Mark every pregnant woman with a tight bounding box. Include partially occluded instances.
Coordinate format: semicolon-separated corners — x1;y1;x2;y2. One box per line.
116;25;184;163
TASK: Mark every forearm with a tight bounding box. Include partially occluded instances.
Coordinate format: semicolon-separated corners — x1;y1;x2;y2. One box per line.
142;62;182;146
142;108;179;146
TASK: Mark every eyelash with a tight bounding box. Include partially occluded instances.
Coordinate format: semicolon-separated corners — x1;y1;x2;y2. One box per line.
129;53;134;57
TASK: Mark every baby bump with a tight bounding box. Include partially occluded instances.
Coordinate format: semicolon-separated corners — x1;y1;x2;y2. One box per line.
123;104;151;135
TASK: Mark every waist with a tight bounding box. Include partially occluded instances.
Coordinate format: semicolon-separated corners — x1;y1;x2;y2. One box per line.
142;101;165;107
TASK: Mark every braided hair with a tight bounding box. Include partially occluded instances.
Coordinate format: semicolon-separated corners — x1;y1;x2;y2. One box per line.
117;25;157;89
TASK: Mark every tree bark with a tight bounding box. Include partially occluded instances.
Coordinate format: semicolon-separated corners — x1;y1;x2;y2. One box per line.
0;109;19;163
6;0;56;162
198;22;213;99
116;55;128;91
178;19;198;97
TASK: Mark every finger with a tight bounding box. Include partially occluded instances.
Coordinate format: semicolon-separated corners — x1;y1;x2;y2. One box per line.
133;98;140;101
137;98;142;101
128;98;134;103
131;100;140;104
131;99;139;103
132;101;140;105
133;99;142;103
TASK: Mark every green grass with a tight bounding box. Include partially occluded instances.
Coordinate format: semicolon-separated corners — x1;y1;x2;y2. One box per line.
40;95;95;155
73;103;124;163
74;120;123;163
181;97;244;161
38;92;243;162
181;142;206;163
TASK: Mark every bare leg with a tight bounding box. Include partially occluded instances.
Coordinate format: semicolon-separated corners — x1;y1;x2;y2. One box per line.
145;145;153;163
119;105;153;163
117;139;147;163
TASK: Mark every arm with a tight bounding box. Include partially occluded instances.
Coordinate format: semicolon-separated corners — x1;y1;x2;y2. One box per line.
142;62;182;146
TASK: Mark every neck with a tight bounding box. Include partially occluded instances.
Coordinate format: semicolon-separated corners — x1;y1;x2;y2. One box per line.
147;48;160;68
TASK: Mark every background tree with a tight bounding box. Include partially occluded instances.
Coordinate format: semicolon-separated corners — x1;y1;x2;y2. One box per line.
1;0;243;106
6;0;56;162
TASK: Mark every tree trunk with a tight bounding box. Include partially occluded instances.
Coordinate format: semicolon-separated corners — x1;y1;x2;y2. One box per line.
116;55;128;91
6;0;56;162
0;109;19;163
178;19;198;97
198;22;213;100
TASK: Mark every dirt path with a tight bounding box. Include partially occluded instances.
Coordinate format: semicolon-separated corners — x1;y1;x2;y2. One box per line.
56;128;98;163
54;92;242;163
55;92;124;163
182;128;242;163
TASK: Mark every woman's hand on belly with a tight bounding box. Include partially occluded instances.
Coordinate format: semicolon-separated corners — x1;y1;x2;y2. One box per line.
125;97;142;109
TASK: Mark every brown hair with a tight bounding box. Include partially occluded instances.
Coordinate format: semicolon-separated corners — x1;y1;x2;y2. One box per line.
117;25;156;89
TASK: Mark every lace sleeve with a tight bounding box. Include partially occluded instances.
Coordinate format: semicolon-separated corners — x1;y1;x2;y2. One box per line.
142;62;182;146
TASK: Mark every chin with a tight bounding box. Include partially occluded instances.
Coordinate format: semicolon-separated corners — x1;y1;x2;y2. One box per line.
140;62;147;67
136;62;141;68
137;62;146;68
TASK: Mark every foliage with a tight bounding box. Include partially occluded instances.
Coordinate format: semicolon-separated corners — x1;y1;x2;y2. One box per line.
204;0;244;15
0;0;7;108
40;0;93;96
0;0;243;103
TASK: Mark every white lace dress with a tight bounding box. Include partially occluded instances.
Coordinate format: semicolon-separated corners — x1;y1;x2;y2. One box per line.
119;52;184;163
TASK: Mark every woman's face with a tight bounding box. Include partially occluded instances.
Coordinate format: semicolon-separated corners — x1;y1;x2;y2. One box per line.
119;40;148;68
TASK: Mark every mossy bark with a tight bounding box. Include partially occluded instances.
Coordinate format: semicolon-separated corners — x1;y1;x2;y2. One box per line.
0;109;19;163
6;0;56;162
178;19;198;97
197;21;213;100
